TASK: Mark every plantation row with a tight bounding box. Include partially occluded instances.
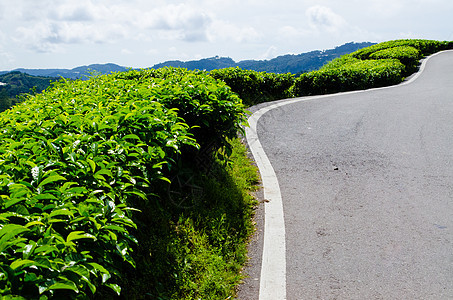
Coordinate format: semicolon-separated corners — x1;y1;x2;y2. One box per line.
211;39;453;101
0;68;249;298
0;39;451;299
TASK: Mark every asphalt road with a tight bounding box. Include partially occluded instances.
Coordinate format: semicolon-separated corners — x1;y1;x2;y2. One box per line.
242;50;453;299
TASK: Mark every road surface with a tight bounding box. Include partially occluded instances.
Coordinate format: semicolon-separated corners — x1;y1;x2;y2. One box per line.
242;50;453;299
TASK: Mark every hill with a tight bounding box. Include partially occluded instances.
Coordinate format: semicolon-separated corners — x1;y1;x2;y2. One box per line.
152;42;376;73
13;63;128;79
1;42;375;79
0;71;57;111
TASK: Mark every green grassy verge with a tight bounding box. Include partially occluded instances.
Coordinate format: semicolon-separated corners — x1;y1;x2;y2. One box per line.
118;138;259;299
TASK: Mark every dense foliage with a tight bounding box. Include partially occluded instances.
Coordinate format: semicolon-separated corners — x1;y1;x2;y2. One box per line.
350;39;453;60
209;67;294;106
368;46;420;74
293;39;453;96
111;68;245;155
293;59;405;96
0;68;248;299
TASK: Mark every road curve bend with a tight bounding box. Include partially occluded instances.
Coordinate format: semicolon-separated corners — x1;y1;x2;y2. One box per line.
245;50;453;300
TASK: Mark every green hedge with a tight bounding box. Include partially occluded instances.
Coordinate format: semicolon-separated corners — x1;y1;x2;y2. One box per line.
209;67;294;106
293;39;452;97
112;67;246;155
369;46;420;74
351;39;452;60
0;69;247;299
293;59;405;96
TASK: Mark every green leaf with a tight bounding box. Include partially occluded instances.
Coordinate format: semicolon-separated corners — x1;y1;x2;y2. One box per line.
102;225;128;234
25;221;45;228
45;281;79;293
86;158;96;173
33;194;58;201
0;224;29;252
4;197;26;209
95;169;113;178
10;259;48;270
49;209;74;218
107;283;121;296
38;175;66;188
122;134;141;140
65;265;90;279
66;231;96;243
87;262;110;274
34;245;59;255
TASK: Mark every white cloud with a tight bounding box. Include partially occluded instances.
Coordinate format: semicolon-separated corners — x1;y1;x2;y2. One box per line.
0;48;14;67
0;0;452;69
10;1;214;53
259;46;278;60
306;5;348;34
15;20;128;53
208;20;261;43
48;3;96;22
367;0;405;17
278;25;311;40
121;49;133;55
131;3;212;42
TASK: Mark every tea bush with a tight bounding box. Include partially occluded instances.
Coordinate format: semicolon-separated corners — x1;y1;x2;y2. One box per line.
0;69;247;298
351;39;452;60
369;46;420;74
293;59;405;96
209;67;295;106
293;39;453;97
111;67;246;157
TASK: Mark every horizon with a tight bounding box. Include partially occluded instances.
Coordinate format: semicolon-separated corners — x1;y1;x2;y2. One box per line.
1;41;374;71
1;0;452;70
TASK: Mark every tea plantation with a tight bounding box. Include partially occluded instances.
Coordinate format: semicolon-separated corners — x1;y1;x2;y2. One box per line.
0;39;451;299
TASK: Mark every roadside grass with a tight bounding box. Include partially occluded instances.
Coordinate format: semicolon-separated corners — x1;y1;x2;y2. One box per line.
117;137;260;299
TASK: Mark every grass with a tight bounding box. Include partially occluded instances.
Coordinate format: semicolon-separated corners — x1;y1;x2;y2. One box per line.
114;137;260;299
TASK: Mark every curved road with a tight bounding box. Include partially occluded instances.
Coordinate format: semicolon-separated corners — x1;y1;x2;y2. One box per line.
245;50;453;299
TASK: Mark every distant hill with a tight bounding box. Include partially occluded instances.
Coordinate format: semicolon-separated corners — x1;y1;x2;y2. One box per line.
13;63;128;80
0;42;376;112
0;71;56;96
0;71;57;111
2;42;375;79
152;42;376;73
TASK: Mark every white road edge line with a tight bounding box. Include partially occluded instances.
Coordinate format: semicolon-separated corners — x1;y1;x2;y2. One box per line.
244;50;446;300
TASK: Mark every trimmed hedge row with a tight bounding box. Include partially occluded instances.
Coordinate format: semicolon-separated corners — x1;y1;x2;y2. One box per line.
369;46;420;74
292;39;453;97
111;68;246;155
351;39;453;60
0;69;247;298
209;67;294;106
293;59;405;96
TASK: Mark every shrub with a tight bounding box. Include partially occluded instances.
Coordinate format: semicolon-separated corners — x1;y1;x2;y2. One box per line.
369;46;420;74
319;55;361;71
294;39;453;96
351;39;452;60
112;68;247;157
209;67;294;106
0;68;247;298
293;59;405;96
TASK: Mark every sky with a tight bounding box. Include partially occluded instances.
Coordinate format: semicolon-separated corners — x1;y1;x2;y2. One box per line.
0;0;452;70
